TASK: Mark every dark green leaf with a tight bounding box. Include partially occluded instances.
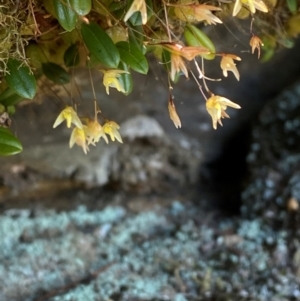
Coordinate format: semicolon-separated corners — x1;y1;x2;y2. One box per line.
128;0;153;26
5;59;37;99
116;41;148;74
287;0;297;13
53;0;77;32
42;62;70;84
118;61;133;95
81;22;120;68
0;127;22;156
109;0;126;12
64;44;80;67
128;26;145;53
0;87;23;107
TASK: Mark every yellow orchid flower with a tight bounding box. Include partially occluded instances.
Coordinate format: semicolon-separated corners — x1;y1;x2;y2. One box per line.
250;35;264;59
220;54;241;81
232;0;268;16
206;95;241;130
84;119;109;145
69;126;89;154
103;121;123;143
101;69;129;95
124;0;147;25
53;106;83;129
170;54;188;81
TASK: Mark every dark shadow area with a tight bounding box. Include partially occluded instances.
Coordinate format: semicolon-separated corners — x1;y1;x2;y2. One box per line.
198;37;300;215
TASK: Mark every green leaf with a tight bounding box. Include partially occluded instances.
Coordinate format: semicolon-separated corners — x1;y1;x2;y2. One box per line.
128;26;145;53
128;0;153;26
0;87;23;107
0;127;22;156
118;61;133;95
53;0;77;32
42;62;70;84
116;41;148;74
5;59;37;99
184;24;215;60
287;0;297;13
70;0;92;16
81;22;120;68
64;44;80;67
108;0;126;12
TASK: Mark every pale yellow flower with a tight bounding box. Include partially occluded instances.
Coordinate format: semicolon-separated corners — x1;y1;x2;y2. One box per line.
103;121;123;143
53;106;83;129
101;69;129;95
124;0;147;25
206;95;241;129
84;119;109;145
69;126;89;154
174;4;222;25
168;99;182;129
220;54;241;81
232;0;268;16
170;54;188;81
250;35;263;58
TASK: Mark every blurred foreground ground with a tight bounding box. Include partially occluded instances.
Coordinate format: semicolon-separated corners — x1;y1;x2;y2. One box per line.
1;25;300;300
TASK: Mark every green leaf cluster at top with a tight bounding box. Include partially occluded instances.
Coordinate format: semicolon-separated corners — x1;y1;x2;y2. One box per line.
81;22;149;94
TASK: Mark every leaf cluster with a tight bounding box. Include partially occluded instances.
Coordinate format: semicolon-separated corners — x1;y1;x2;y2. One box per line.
0;0;299;155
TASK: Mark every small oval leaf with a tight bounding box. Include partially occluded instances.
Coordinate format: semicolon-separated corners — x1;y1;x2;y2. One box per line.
0;127;23;156
64;44;80;67
116;41;148;74
42;62;71;84
53;0;77;32
184;24;215;60
70;0;92;15
0;87;23;107
287;0;297;13
5;58;37;99
118;61;133;95
81;22;120;68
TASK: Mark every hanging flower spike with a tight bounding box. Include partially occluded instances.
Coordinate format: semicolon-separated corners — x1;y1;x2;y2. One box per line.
163;43;210;61
250;35;263;59
69;126;89;154
173;3;222;25
101;69;129;95
53;106;83;129
161;43;210;81
232;0;268;16
206;95;241;130
168;98;182;129
103;121;123;143
84;119;109;145
170;54;188;81
124;0;147;25
220;54;241;81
